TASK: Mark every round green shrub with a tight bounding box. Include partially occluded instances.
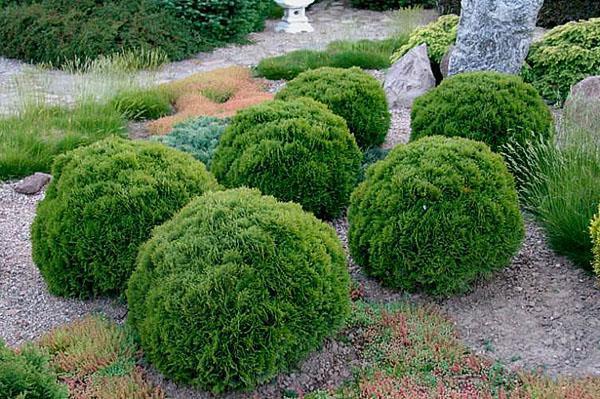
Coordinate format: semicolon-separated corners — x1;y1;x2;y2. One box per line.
348;136;524;295
391;14;459;64
592;205;600;278
0;0;201;67
127;188;351;393
276;67;390;148
526;18;600;103
31;137;220;298
151;116;229;168
110;88;172;121
411;72;553;152
0;342;68;399
211;98;362;220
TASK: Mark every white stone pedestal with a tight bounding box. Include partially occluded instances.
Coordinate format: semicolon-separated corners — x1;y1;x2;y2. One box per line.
275;0;315;34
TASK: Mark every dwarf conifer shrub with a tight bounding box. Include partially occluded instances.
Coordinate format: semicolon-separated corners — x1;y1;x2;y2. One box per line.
0;342;67;399
212;99;362;219
411;72;553;152
592;206;600;277
276;67;390;148
348;136;524;295
31;137;219;298
526;18;600;103
127;188;351;392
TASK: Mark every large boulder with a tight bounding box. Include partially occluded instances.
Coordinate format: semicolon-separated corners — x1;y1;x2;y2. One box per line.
384;44;436;108
563;76;600;133
449;0;544;76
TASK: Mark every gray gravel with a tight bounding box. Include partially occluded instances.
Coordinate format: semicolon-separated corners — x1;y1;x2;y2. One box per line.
0;183;126;347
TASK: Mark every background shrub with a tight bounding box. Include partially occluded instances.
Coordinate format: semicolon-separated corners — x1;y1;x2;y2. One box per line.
592;207;600;277
31;137;219;298
151;116;229;167
0;341;67;399
411;72;553;152
110;88;172;121
0;102;126;180
525;18;600;103
391;14;459;64
350;0;435;11
348;136;524;295
0;0;201;68
212;99;361;219
127;188;351;392
276;67;390;148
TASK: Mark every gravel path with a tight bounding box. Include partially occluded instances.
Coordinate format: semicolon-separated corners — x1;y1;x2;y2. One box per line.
0;184;126;347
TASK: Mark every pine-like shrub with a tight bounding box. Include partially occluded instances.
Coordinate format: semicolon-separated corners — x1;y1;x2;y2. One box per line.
212;99;361;219
526;18;600;103
276;67;390;148
411;72;553;152
0;342;68;399
592;206;600;277
350;0;435;11
348;136;524;295
0;0;201;67
31;137;220;298
109;88;172;121
127;188;351;393
151;116;229;167
391;14;459;64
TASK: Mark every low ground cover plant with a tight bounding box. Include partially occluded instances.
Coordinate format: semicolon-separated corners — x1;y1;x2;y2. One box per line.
411;72;553;152
151;116;229;168
31;137;219;298
0;102;126;180
525;17;600;103
127;188;351;393
0;341;67;399
276;67;390;148
212;99;362;220
503;96;600;271
348;136;524;295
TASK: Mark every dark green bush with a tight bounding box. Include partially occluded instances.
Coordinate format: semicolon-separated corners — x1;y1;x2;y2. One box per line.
159;0;272;46
348;136;524;295
411;72;553;152
211;99;361;220
0;0;200;67
276;67;390;148
31;137;220;298
350;0;435;11
525;18;600;103
151;116;229;167
0;341;68;399
110;88;172;121
127;188;351;392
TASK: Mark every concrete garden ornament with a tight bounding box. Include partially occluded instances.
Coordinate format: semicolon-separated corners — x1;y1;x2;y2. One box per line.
275;0;316;33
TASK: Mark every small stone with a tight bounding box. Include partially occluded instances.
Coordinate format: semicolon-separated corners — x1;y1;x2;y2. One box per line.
384;44;436;108
13;172;52;195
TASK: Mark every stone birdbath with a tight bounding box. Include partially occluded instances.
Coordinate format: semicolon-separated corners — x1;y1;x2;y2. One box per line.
274;0;316;33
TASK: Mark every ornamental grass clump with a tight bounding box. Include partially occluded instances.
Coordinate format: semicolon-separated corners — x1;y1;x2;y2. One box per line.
212;98;362;219
348;136;524;295
276;67;390;148
31;137;220;298
127;188;351;393
411;71;553;152
592;207;600;278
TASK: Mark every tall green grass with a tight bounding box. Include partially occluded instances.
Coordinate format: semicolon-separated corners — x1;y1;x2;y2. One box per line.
503;97;600;270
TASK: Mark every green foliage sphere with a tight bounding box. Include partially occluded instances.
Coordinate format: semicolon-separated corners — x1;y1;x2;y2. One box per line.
211;98;362;220
0;342;67;399
276;67;390;148
348;136;524;295
526;18;600;103
31;137;220;298
411;72;553;152
127;188;351;393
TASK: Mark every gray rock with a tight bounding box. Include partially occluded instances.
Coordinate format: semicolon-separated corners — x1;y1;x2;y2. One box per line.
440;45;455;78
563;76;600;133
384;44;436;108
13;172;51;195
449;0;544;76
